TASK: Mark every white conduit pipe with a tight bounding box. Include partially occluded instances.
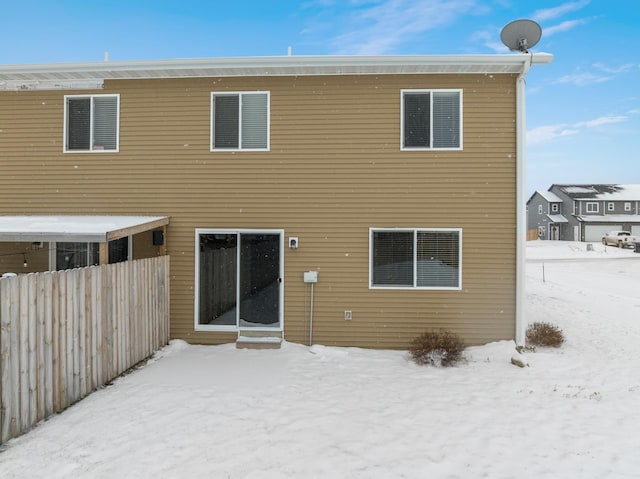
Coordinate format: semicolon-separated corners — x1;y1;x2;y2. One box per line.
309;283;314;346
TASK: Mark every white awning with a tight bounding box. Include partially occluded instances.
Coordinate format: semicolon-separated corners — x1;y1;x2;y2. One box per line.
546;214;569;223
0;215;169;243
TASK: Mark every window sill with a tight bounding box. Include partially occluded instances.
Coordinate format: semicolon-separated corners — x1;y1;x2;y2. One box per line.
400;146;463;152
369;285;462;291
64;149;119;153
210;148;270;153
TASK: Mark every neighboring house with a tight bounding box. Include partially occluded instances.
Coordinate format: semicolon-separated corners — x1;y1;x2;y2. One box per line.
526;189;567;240
0;53;552;348
527;184;640;241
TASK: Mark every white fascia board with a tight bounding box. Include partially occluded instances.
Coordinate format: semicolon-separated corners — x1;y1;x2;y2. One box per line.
0;53;554;83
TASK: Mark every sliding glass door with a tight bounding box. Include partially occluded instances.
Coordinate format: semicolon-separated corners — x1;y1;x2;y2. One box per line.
197;230;282;330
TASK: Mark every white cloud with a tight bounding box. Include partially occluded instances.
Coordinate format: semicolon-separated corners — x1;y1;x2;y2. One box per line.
533;0;591;22
552;63;634;87
527;125;579;145
593;63;635;74
543;19;588;37
471;29;510;53
553;72;612;86
327;0;477;54
528;115;628;146
574;116;627;128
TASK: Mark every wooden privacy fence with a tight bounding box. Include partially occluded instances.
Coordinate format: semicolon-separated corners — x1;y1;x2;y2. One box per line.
527;229;540;241
0;255;170;444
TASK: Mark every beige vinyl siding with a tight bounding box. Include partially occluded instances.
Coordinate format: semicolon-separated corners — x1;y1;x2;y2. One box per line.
0;242;49;274
131;230;165;260
0;73;517;348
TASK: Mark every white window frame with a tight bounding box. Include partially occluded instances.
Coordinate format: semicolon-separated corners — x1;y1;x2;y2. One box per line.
538;205;543;214
585;202;599;214
63;94;120;153
624;202;631;212
369;227;462;290
607;202;615;212
210;91;270;152
551;203;559;213
400;89;463;151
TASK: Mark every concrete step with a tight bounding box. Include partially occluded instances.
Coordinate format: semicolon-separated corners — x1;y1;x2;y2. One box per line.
236;335;282;349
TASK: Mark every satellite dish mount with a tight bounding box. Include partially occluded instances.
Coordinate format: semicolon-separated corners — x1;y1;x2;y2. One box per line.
500;19;542;53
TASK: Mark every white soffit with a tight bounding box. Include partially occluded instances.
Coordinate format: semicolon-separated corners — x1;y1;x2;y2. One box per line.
0;216;169;243
0;54;554;87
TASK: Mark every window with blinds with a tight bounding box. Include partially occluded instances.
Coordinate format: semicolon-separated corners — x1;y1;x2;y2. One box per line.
370;228;462;289
211;92;269;151
401;90;462;150
64;94;119;152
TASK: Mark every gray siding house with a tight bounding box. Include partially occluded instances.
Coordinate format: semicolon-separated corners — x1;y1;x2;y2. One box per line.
527;184;640;242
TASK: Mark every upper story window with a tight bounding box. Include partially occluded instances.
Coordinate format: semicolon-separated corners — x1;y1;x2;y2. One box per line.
211;92;269;151
401;90;462;150
585;202;599;214
538;205;543;214
64;94;119;152
625;202;632;211
369;228;461;290
551;203;559;213
607;202;615;211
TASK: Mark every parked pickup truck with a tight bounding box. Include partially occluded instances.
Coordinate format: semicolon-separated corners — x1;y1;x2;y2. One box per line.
601;230;639;248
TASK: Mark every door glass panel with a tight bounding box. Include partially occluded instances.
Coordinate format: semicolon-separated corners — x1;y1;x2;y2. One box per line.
198;233;237;326
239;234;280;328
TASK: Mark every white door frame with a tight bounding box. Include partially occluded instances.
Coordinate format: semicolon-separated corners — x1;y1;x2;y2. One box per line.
194;228;284;332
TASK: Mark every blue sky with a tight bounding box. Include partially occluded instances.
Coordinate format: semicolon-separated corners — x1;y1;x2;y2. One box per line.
1;0;638;197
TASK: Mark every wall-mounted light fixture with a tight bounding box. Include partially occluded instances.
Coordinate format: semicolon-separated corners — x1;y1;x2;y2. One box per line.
152;230;164;246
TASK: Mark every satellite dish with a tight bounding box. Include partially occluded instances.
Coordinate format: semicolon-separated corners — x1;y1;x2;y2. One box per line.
500;19;542;53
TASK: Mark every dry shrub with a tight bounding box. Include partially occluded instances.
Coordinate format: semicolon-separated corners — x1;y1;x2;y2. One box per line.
526;322;565;347
409;329;465;367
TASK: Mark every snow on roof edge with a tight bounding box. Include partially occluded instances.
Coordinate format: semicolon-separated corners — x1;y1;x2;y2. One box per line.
0;215;169;242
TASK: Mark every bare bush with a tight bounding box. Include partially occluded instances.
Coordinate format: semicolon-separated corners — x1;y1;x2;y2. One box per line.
409;330;465;367
526;322;565;348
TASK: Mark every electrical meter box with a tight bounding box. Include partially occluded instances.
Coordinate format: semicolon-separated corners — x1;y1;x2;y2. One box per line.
303;271;318;283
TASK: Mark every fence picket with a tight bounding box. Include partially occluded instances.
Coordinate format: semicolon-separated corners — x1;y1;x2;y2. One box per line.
18;275;29;432
1;277;12;442
43;273;53;418
77;268;86;398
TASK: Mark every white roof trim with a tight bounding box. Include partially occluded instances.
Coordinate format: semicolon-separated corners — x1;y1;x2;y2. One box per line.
0;53;554;88
0;215;169;243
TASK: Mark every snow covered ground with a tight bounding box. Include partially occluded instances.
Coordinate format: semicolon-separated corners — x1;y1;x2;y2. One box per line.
1;241;639;478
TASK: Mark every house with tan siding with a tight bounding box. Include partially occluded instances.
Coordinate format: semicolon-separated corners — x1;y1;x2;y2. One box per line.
0;53;552;349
